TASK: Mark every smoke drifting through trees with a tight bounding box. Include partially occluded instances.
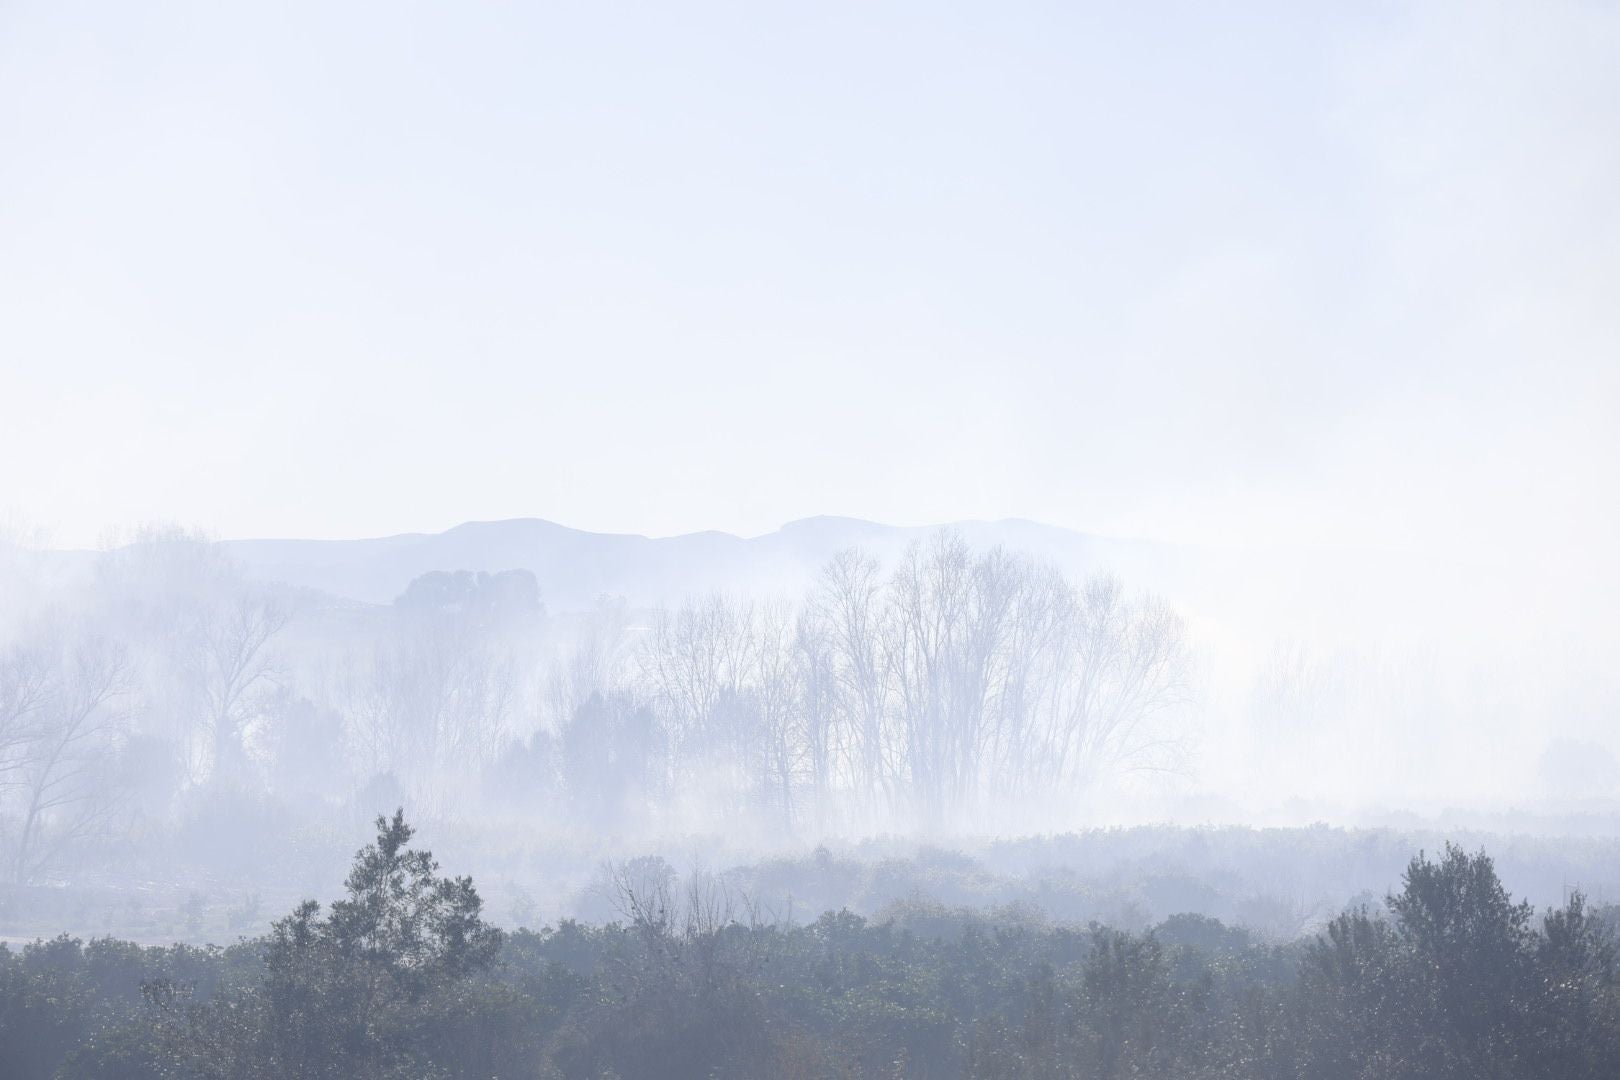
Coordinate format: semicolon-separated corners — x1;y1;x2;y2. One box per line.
637;534;1192;832
0;528;1191;883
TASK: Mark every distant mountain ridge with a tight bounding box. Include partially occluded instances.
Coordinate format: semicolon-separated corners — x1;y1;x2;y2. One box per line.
220;516;1194;610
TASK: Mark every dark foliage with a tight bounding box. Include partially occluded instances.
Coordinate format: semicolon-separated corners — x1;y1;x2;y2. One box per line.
3;838;1617;1079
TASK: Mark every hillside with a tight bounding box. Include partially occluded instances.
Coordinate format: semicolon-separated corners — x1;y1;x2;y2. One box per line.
220;516;1195;609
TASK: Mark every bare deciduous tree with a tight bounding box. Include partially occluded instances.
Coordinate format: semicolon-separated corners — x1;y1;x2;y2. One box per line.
190;590;290;784
5;635;131;883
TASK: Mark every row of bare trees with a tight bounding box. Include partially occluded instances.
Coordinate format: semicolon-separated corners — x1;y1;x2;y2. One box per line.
620;532;1194;830
387;533;1194;833
338;579;529;817
0;529;1194;879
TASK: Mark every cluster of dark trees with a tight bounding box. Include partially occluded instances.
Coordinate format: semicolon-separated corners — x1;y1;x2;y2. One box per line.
3;816;1617;1079
1;529;1190;884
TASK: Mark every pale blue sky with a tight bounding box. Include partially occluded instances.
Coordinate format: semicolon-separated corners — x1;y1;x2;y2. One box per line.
1;2;1615;569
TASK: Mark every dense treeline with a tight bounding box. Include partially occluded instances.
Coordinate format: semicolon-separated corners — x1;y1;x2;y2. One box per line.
4;816;1617;1079
1;529;1190;884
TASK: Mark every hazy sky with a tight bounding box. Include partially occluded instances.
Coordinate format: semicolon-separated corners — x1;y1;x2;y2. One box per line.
2;2;1616;564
